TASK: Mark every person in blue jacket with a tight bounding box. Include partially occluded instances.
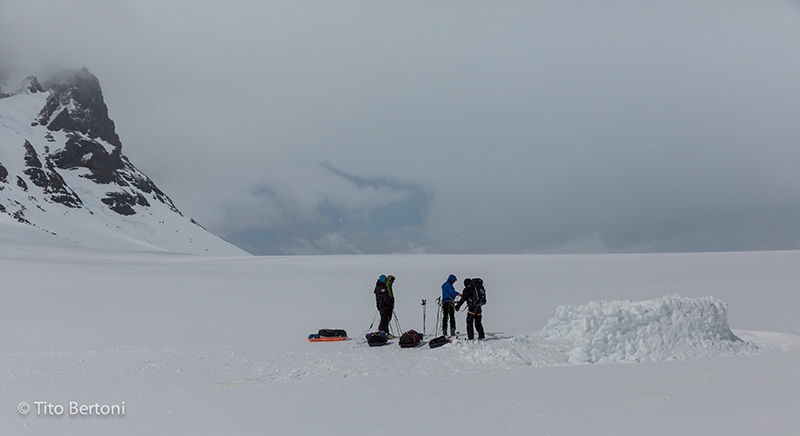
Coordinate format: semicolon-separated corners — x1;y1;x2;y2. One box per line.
441;274;461;336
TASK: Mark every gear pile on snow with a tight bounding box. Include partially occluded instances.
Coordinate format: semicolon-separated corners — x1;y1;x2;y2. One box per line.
366;331;389;347
399;329;422;348
428;335;451;349
308;329;348;342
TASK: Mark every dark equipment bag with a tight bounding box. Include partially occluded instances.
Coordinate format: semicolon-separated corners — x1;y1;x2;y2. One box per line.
318;328;348;338
428;335;451;349
366;331;389;346
399;329;423;348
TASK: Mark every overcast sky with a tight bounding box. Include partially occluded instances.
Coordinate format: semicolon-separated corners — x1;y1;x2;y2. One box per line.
2;1;800;254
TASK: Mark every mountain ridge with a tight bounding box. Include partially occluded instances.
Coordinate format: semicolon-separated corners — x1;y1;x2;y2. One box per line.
0;68;248;255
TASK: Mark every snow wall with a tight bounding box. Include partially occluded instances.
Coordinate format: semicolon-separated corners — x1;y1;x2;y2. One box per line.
540;295;759;364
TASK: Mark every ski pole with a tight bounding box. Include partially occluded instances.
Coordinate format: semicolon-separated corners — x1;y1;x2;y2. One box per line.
362;310;379;337
421;299;427;337
392;310;403;336
434;297;442;337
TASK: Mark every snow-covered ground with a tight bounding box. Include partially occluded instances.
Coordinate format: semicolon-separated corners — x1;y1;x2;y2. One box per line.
1;240;798;435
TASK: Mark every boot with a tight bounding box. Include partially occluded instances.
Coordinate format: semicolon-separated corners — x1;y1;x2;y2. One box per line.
450;328;456;337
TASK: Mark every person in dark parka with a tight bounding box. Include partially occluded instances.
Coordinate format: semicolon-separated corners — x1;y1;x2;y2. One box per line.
374;274;395;336
455;278;485;340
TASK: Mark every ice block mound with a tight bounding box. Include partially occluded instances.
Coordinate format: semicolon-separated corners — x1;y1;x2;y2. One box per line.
541;295;759;364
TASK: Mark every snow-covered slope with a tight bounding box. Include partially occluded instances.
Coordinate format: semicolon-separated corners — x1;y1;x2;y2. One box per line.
0;69;247;255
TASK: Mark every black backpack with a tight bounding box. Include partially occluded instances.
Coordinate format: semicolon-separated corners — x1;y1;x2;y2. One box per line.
366;331;389;346
428;335;451;349
318;329;347;338
399;329;422;348
470;278;487;306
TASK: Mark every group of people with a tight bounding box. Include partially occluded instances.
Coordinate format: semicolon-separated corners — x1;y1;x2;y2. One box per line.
373;273;485;341
441;274;485;340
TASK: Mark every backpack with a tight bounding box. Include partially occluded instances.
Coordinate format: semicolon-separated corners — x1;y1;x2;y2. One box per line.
428;335;451;349
318;328;347;338
470;278;487;306
366;331;389;346
399;329;422;348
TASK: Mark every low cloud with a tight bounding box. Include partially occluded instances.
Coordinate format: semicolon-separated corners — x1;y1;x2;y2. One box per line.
3;1;800;254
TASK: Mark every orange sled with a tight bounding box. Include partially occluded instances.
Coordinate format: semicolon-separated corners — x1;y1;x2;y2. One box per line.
308;329;348;342
308;336;348;342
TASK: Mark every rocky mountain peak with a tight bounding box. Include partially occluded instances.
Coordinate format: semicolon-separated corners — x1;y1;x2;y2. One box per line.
24;68;130;186
36;67;121;148
0;68;247;255
22;76;45;94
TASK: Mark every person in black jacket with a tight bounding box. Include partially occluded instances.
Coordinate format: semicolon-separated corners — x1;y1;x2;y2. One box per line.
374;274;395;336
455;278;485;340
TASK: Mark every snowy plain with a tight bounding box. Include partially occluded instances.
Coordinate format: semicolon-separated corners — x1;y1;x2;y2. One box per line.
1;227;798;435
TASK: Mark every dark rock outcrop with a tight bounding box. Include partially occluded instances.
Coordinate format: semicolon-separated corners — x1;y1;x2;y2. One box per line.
21;141;83;208
38;67;122;148
102;192;150;216
51;134;124;184
25;76;44;93
16;176;28;191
